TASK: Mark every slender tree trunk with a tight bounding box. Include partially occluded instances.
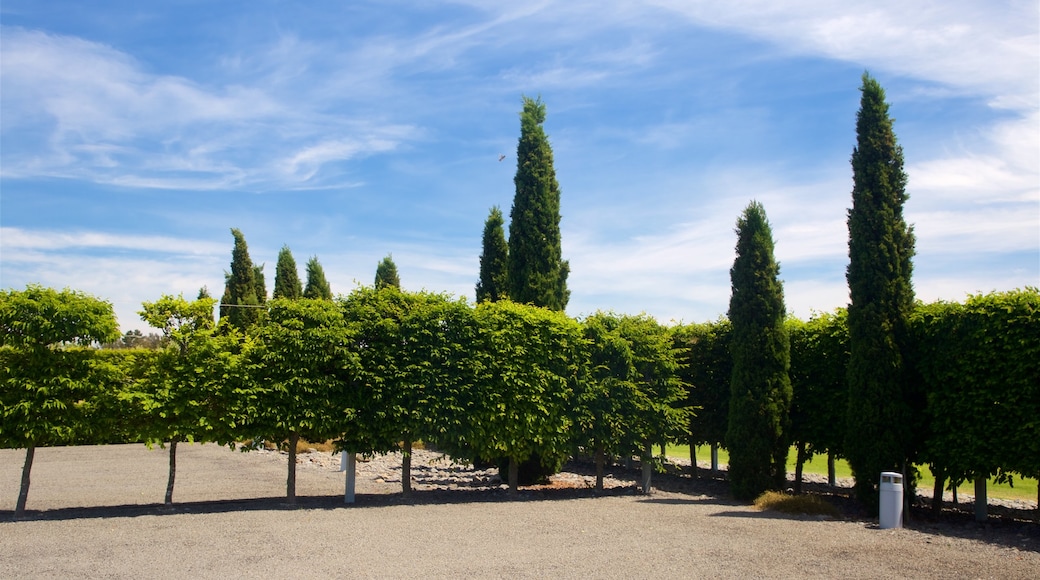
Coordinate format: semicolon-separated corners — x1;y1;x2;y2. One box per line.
974;478;987;522
508;458;519;495
165;437;179;505
287;432;299;505
594;441;605;493
827;452;836;487
402;438;412;497
689;439;698;479
952;484;958;504
15;445;35;518
640;443;652;495
931;471;945;516
794;442;806;494
659;442;666;460
710;443;719;475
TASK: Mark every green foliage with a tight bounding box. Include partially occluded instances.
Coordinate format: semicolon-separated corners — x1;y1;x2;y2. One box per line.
374;254;401;290
248;298;357;443
507;96;569;311
0;285;120;349
0;285;123;448
913;289;1040;487
467;301;584;490
273;245;303;300
726;201;791;501
788;310;848;458
303;256;333;300
576;313;691;464
476;206;509;303
220;228;263;330
247;298;359;501
845;73;917;508
136;295;247;445
0;285;123;515
672;319;731;448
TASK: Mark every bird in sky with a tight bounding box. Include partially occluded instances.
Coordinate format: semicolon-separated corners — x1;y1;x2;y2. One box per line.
498;154;506;162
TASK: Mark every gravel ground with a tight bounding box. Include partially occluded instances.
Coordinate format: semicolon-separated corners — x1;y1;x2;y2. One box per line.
1;444;1037;579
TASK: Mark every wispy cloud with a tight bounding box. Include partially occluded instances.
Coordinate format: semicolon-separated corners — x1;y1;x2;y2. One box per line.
0;27;417;191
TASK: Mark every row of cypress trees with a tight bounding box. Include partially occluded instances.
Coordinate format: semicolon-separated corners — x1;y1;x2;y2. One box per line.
721;72;924;509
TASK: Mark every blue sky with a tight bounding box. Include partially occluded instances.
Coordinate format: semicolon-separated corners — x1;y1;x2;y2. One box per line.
2;0;1037;333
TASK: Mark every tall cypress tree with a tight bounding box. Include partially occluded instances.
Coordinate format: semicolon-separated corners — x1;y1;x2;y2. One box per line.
507;96;569;311
476;206;509;302
725;201;792;501
845;72;917;508
273;245;303;300
303;256;333;300
374;254;401;290
220;228;261;330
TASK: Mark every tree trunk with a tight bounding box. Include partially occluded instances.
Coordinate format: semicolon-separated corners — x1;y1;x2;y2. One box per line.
794;442;806;494
287;433;299;505
15;445;35;518
827;452;836;487
659;442;666;460
931;470;945;516
402;438;412;497
165;437;179;505
902;464;912;523
594;441;605;493
508;458;519;495
689;439;698;479
952;484;958;504
974;478;987;522
710;443;719;475
640;443;652;495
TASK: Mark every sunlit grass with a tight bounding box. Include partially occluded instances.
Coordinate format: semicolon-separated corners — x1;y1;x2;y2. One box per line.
753;490;840;517
666;444;1037;502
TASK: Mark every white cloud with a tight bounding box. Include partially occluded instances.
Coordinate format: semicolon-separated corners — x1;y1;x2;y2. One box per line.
0;227;226;255
647;0;1038;107
0;27;416;190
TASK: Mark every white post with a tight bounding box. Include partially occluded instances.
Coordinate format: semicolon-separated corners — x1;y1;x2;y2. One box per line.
342;451;357;504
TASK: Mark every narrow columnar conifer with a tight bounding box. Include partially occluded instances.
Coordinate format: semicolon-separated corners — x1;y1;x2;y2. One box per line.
303;256;333;300
507;96;569;311
375;254;401;290
845;72;917;509
725;201;792;501
220;228;262;330
476;206;509;302
273;246;303;300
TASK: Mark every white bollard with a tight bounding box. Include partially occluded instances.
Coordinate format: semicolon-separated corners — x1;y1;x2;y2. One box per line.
879;471;903;529
343;452;357;504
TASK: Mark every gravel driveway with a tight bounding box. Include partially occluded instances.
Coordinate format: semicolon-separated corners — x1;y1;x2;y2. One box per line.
2;444;1037;579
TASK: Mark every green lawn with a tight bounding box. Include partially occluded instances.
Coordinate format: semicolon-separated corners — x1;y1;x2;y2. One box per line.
666;444;1038;503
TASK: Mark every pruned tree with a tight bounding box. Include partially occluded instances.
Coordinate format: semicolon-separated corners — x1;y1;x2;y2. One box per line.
726;201;792;501
137;294;245;505
468;300;583;493
0;285;121;517
476;206;509;302
845;72;917;509
787;310;849;492
672;319;731;476
576;312;689;493
247;298;358;504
